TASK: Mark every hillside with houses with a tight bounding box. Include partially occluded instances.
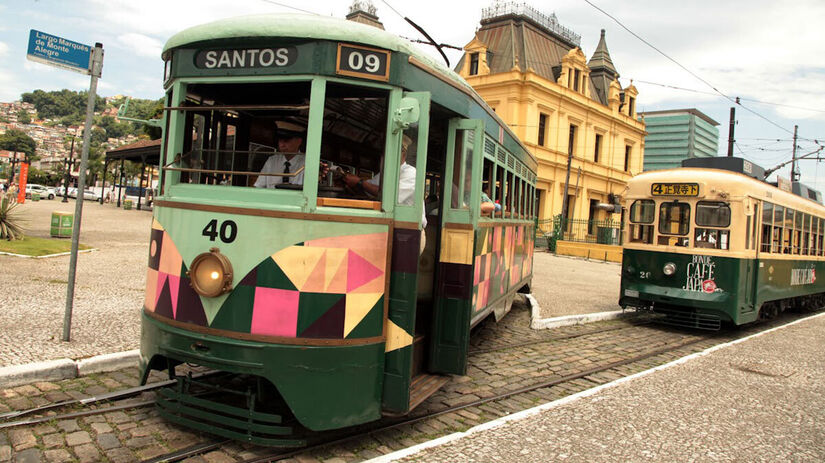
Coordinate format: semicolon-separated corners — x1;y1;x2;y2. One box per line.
0;91;162;187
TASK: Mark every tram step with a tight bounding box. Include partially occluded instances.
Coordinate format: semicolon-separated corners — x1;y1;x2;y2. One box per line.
408;373;449;411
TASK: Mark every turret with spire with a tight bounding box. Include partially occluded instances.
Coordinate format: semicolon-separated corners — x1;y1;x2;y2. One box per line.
588;29;619;105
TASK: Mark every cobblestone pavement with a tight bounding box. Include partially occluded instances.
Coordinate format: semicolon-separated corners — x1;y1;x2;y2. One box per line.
0;200;151;367
397;313;825;462
531;252;621;318
1;303;812;462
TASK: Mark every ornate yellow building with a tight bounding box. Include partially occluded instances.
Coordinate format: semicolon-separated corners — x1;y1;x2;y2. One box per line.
456;3;646;232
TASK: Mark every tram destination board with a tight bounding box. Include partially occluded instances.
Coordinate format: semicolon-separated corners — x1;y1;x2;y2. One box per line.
651;182;699;197
336;43;390;81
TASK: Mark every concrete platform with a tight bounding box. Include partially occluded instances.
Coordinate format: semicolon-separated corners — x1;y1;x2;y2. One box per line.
372;312;825;462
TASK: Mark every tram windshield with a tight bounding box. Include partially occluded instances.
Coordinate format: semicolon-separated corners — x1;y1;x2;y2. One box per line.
169;80;389;203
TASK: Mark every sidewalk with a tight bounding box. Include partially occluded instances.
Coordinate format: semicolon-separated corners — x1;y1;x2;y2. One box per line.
375;312;825;462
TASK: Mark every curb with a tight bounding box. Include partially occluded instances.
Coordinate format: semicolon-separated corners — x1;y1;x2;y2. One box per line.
526;293;631;330
0;248;97;259
0;350;139;389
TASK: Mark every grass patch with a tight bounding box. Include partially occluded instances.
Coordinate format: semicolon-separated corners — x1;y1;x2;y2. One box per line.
0;235;90;256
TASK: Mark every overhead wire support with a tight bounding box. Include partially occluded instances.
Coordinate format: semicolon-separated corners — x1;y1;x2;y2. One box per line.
582;0;803;138
763;146;825;179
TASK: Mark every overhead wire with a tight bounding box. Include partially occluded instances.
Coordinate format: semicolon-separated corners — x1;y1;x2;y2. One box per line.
257;0;319;15
581;0;821;144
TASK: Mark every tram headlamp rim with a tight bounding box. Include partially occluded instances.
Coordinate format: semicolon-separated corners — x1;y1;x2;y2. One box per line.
663;262;677;276
188;247;234;298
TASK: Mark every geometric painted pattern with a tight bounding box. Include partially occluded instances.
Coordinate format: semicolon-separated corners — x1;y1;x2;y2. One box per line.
145;223;388;340
472;225;534;312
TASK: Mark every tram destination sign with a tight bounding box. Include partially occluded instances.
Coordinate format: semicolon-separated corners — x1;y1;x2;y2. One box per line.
27;30;93;75
195;47;298;69
651;182;699;197
336;43;390;81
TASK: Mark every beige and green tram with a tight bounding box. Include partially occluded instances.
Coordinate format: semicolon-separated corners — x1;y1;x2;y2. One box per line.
139;13;536;445
620;158;825;329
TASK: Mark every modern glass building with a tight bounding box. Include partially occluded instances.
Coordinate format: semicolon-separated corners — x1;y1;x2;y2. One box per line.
639;108;719;171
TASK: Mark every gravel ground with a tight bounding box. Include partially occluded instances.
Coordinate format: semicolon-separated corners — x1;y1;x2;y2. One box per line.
0;199;151;367
0;198;621;368
399;314;825;462
530;251;622;318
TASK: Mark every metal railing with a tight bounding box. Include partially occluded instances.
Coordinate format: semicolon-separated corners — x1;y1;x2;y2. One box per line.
481;2;581;46
536;215;623;250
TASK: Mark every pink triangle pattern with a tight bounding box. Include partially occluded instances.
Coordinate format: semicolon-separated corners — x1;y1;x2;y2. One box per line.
168;274;181;318
346;250;384;293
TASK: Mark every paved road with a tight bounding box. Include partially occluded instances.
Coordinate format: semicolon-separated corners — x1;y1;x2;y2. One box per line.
393;313;825;462
531;252;622;318
0;199;151;367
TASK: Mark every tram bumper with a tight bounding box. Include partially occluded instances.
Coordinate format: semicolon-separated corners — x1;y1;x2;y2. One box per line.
140;311;384;432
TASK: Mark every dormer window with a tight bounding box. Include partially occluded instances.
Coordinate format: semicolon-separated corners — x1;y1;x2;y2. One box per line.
469;52;479;75
628;96;635;117
573;69;581;92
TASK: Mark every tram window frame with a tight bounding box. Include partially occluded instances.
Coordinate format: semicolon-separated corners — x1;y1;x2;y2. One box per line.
761;201;773;253
803;214;811;255
481;158;495;218
785;208;795;254
658;201;690;237
695;201;731;227
629;199;654;244
495;165;506;218
318;82;390;206
173;80;314;189
819;218;824;256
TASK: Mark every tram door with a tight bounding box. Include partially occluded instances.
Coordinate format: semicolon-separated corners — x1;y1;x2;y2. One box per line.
429;118;483;375
382;92;432;414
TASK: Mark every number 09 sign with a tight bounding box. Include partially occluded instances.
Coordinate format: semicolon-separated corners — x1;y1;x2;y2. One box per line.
336;43;390;81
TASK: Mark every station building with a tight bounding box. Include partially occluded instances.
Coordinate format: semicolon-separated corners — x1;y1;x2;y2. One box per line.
638;108;720;171
455;2;646;242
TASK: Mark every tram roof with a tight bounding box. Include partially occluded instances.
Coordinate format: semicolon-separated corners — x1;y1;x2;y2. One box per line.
628;167;825;214
163;14;535;169
164;14;463;90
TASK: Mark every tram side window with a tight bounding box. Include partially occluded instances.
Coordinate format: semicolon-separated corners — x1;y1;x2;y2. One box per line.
319;83;389;203
481;158;495;218
819;218;824;257
761;202;773;253
629;199;654;244
658;201;690;246
694;201;730;250
803;214;811;255
773;204;784;254
785;208;795;254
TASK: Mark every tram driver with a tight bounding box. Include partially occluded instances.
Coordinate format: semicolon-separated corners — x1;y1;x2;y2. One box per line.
254;121;307;188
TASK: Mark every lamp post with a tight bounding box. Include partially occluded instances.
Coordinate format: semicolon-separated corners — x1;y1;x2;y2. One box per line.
62;132;77;203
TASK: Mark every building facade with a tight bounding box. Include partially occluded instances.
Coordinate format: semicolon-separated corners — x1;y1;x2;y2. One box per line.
455;2;646;231
639;108;720;171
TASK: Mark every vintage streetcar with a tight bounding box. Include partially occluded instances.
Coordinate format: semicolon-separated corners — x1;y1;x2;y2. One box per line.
139;14;537;445
620;157;825;329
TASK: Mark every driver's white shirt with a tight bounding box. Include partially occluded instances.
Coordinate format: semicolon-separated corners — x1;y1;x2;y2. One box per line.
254;153;305;188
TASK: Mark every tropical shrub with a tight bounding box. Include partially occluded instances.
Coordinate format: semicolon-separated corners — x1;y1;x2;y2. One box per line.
0;195;25;240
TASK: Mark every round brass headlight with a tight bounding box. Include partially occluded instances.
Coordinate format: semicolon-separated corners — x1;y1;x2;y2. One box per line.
188;248;233;297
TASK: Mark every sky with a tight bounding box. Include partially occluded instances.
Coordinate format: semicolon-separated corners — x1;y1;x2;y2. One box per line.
1;0;824;188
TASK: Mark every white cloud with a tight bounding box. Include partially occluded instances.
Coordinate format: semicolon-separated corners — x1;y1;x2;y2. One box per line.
116;33;162;59
0;41;8;57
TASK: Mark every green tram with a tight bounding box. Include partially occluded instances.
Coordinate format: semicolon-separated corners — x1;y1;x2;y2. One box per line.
140;14;537;445
620;157;825;329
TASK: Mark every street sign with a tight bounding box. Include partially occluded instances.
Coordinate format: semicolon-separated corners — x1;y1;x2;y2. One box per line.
26;29;94;75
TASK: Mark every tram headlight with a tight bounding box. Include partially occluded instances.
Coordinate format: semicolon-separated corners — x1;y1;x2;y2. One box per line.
188;248;233;297
663;262;677;276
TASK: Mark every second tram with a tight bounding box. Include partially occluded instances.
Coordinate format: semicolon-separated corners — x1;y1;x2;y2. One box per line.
620;157;825;329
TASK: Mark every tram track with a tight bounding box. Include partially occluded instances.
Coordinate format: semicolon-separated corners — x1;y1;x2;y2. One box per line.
140;326;714;463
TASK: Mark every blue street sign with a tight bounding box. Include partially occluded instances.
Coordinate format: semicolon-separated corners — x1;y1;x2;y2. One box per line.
26;29;92;75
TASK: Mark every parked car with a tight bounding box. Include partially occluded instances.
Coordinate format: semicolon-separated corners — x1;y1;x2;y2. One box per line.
25;184;55;200
80;189;101;201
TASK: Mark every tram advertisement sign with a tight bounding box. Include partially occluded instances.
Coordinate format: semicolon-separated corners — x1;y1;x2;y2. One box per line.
683;254;720;293
16;163;29;204
336;43;390;81
26;30;93;75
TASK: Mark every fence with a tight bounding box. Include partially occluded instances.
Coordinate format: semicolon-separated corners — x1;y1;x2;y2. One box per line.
536;216;623;250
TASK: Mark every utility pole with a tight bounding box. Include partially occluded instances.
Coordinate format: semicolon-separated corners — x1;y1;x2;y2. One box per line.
791;125;799;182
62;133;76;202
560;128;575;240
726;98;738;157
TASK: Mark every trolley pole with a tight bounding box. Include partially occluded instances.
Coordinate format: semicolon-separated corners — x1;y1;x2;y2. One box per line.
791;125;799;182
62;43;104;342
726;105;736;157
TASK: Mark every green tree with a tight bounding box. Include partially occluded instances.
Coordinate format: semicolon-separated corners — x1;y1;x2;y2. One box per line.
16;110;31;125
21;89;105;122
0;129;38;161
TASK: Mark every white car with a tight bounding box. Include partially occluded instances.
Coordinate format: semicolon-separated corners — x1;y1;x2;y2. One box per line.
80;189;101;201
25;184;55;200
